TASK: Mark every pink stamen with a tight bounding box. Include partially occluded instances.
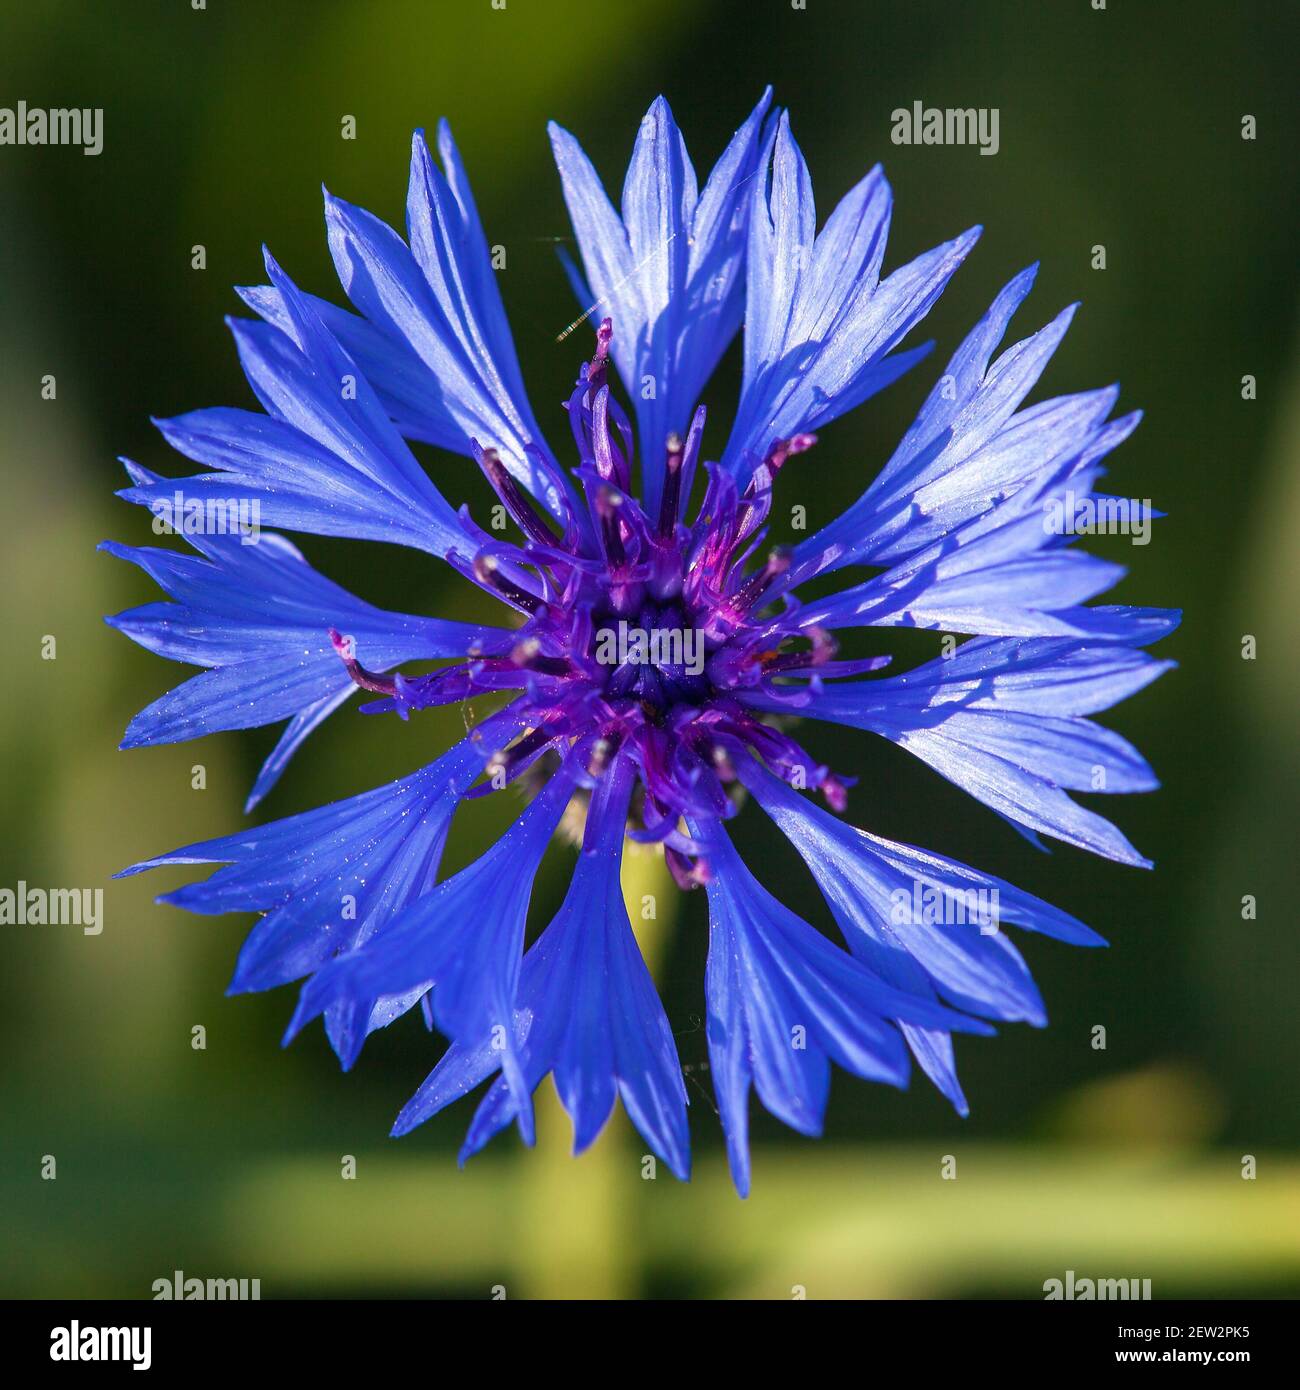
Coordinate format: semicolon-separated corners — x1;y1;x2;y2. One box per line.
329;629;400;696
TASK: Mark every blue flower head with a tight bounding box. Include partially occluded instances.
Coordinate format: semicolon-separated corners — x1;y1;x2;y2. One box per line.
107;93;1177;1195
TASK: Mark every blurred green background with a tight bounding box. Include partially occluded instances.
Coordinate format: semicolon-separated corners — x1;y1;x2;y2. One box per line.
1;0;1297;1299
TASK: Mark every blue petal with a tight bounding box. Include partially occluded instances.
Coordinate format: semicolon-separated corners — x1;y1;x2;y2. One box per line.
792;431;1166;638
723;111;980;483
287;758;580;1131
238;128;570;521
549;91;773;517
236;281;450;454
690;818;991;1195
392;756;691;1179
116;706;525;1068
136;253;483;557
323;131;569;519
792;267;1097;574
742;638;1175;866
1044;605;1183;645
101;481;511;760
243;683;354;813
741;755;1064;1010
737;756;1114;1108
